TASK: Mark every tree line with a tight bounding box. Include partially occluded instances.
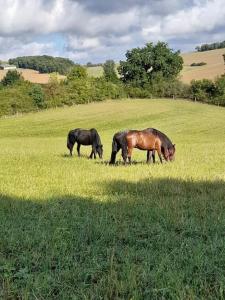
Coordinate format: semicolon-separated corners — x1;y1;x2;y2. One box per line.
1;41;225;117
195;41;225;52
8;55;75;75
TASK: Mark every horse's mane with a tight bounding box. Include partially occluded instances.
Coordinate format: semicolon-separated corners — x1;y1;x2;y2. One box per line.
90;128;102;146
146;128;173;149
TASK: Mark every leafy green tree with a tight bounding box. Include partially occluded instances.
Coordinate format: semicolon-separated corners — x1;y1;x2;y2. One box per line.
29;84;46;109
1;70;23;86
103;60;118;83
118;42;183;87
67;65;88;81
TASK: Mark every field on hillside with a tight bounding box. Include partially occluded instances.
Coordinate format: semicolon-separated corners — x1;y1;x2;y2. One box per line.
0;99;225;299
0;68;65;84
181;48;225;83
87;48;225;83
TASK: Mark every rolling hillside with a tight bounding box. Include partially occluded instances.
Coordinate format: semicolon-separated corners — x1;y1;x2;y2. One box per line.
0;99;225;298
180;48;225;83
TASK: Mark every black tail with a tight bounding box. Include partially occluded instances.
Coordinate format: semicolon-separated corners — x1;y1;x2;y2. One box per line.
67;133;71;149
109;136;118;164
109;131;128;164
67;130;77;155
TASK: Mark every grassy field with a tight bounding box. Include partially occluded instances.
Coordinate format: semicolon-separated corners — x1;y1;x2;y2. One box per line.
0;69;65;84
0;99;225;299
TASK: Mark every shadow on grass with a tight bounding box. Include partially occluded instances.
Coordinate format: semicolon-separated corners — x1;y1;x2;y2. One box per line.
95;160;162;166
60;153;92;159
0;178;225;299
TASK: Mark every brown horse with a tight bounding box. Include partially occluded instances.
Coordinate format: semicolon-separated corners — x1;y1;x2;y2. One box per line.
124;128;175;164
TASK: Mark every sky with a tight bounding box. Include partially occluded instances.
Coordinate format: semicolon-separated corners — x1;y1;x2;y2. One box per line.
0;0;225;64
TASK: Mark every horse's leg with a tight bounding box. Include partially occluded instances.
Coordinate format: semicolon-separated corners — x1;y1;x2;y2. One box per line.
69;145;73;156
109;146;120;164
77;143;81;157
127;147;133;164
156;147;163;164
89;150;93;159
147;150;152;163
152;150;156;163
121;145;128;164
91;146;97;159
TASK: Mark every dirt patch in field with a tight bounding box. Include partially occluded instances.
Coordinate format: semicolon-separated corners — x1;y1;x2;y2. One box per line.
0;68;66;84
180;48;225;83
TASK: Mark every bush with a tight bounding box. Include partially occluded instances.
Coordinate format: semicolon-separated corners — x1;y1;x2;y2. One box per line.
29;84;46;109
214;76;225;106
190;79;216;102
190;62;207;67
1;70;24;86
0;81;36;116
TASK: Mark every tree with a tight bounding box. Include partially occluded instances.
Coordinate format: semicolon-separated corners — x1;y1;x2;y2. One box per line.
29;84;46;109
223;54;225;67
67;65;87;81
118;42;183;87
9;55;75;75
1;70;24;86
103;60;118;83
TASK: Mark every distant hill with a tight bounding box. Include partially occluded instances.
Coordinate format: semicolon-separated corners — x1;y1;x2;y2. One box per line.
9;55;75;75
180;48;225;83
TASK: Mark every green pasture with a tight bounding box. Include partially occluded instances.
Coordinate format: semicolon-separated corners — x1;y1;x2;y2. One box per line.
0;99;225;299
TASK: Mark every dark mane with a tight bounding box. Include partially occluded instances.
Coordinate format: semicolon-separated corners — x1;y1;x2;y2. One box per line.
146;128;173;149
90;128;102;146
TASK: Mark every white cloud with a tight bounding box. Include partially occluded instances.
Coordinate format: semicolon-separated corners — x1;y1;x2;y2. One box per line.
142;0;225;40
0;37;57;60
0;0;225;63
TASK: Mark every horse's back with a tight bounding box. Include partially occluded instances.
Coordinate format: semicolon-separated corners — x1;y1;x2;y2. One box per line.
126;129;161;150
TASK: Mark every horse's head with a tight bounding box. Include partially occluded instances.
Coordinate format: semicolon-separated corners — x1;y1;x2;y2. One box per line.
96;144;103;159
164;144;176;161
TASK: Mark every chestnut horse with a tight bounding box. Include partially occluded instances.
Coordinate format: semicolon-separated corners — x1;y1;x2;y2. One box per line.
125;128;175;164
109;130;156;164
109;128;175;164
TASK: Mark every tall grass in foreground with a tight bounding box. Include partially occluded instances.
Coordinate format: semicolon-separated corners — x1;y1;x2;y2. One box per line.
0;99;225;299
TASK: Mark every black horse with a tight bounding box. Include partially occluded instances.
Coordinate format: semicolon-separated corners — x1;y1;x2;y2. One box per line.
109;130;154;164
67;128;103;159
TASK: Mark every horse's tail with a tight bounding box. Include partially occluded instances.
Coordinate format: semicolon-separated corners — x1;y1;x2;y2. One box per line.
109;135;118;164
67;130;77;151
67;131;71;149
109;131;128;164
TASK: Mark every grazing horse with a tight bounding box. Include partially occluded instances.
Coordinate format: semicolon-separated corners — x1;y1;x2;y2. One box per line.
67;128;103;159
109;130;153;164
125;128;175;164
